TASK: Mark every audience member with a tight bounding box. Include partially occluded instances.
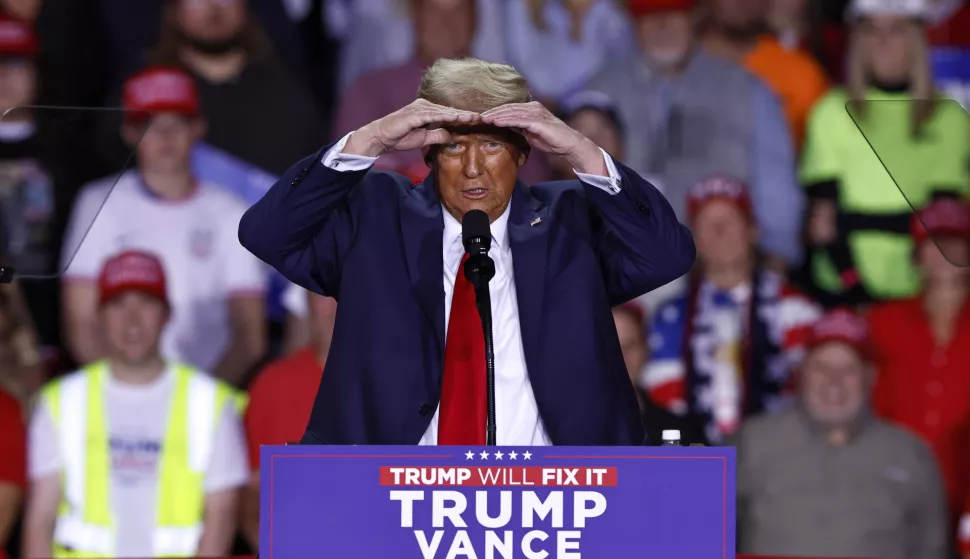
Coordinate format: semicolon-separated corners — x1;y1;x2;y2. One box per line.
504;0;636;101
736;309;947;559
35;0;311;106
331;0;551;185
799;0;970;308
869;199;970;546
330;0;506;90
586;0;805;269
702;0;830;148
23;251;248;558
644;176;820;443
766;0;848;80
0;14;63;347
0;389;24;559
0;15;48;405
0;14;50;276
612;303;708;445
153;0;328;175
241;291;335;547
94;0;327;177
61;67;267;385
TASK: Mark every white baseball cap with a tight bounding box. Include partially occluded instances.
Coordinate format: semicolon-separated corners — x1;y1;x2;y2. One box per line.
847;0;928;20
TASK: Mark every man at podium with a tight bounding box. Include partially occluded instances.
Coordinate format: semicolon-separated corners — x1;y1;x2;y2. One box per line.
239;57;695;446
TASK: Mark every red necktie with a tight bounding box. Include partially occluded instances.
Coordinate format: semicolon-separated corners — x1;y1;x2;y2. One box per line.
438;254;487;445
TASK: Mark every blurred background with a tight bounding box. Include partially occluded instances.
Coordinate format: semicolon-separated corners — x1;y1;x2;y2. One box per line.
0;0;968;556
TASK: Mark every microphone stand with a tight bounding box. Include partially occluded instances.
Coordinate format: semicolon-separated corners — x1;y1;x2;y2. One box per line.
464;254;497;446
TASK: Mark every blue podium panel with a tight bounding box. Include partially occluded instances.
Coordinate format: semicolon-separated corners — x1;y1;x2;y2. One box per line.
260;446;736;559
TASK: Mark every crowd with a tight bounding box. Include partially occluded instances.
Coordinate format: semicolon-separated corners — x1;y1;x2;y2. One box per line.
0;0;967;556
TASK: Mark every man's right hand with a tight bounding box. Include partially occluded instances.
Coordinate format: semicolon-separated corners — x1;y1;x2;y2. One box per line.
344;99;481;158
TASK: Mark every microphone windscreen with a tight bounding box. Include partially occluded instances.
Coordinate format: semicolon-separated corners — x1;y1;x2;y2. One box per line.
461;210;491;251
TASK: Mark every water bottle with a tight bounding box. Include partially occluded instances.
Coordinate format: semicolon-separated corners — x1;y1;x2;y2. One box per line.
661;430;681;446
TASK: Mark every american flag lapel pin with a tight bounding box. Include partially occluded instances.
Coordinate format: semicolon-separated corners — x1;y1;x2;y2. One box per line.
530;216;542;227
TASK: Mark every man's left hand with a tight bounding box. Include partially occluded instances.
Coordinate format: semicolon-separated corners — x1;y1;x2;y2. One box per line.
481;102;607;176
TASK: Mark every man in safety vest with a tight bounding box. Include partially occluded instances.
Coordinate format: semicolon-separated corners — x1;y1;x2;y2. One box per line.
22;250;249;558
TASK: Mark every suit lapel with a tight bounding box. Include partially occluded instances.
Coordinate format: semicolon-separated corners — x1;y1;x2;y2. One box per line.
400;176;446;354
509;183;548;378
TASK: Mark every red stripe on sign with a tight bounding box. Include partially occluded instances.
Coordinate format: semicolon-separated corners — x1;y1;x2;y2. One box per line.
379;466;618;487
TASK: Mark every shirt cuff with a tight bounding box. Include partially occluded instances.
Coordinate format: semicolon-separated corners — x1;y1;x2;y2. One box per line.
321;132;379;172
574;148;622;194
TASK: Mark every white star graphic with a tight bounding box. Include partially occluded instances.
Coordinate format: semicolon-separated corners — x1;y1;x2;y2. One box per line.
523;451;533;460
465;451;475;460
494;451;504;460
479;451;489;459
508;451;518;460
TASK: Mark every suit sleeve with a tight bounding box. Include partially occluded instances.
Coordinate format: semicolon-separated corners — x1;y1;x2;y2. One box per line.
581;158;696;304
237;144;369;298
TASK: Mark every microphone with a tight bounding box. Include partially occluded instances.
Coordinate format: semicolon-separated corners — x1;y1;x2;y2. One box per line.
460;209;497;446
462;209;491;255
461;210;496;288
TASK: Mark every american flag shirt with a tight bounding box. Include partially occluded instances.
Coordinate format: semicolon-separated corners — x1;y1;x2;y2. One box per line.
642;270;821;442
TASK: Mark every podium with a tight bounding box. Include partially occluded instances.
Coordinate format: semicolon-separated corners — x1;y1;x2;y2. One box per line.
260;445;736;559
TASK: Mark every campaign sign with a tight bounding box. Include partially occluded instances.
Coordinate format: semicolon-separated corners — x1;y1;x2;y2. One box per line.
260;445;736;559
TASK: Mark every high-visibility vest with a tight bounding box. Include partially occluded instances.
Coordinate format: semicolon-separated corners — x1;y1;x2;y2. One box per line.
42;361;241;558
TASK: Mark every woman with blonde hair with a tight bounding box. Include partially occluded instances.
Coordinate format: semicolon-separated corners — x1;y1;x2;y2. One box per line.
799;0;969;309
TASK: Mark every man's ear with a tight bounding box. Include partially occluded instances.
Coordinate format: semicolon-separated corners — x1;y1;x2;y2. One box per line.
517;148;528;168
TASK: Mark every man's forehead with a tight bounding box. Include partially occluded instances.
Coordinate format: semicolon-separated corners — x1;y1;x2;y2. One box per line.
442;124;520;141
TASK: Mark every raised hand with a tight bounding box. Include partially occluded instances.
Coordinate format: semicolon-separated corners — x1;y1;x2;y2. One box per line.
346;99;482;158
480;102;605;175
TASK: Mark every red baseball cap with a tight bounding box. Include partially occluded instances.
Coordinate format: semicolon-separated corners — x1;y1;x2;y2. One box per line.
911;198;970;245
122;66;200;122
628;0;694;17
686;175;754;224
98;250;169;306
0;14;36;58
804;308;872;360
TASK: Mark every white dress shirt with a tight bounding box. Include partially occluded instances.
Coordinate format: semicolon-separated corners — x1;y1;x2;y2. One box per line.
321;132;623;445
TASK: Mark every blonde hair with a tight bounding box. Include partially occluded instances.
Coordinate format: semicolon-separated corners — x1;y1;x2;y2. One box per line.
846;20;936;137
417;58;532;113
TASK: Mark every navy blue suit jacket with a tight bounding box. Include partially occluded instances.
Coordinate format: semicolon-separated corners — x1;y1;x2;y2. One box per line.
238;145;695;446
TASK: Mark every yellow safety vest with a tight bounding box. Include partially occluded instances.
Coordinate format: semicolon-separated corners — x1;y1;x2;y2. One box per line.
42;361;242;558
799;88;970;298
